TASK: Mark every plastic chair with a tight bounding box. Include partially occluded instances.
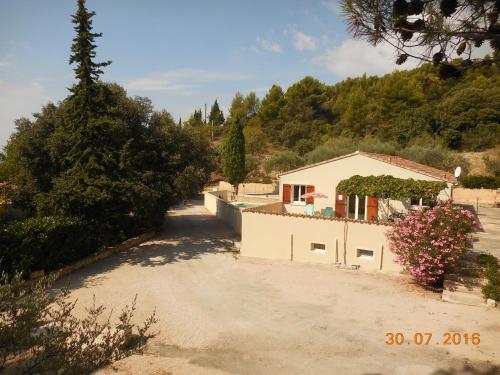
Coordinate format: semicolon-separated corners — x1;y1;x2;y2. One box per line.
306;204;314;216
322;207;334;217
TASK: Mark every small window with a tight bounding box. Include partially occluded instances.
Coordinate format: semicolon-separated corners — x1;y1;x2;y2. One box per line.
292;185;307;205
410;197;423;206
357;249;374;260
311;243;326;252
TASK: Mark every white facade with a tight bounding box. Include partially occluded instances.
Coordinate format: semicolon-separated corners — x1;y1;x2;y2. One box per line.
279;152;453;217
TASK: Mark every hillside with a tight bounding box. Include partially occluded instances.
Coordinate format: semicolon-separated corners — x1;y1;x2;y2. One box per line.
213;61;500;181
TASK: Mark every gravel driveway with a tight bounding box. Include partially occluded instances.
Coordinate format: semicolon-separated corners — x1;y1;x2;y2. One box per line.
57;201;500;375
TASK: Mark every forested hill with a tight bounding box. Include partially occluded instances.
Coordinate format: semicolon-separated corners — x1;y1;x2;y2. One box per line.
232;62;499;155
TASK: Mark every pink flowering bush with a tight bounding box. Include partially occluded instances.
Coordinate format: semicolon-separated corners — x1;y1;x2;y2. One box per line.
386;203;476;285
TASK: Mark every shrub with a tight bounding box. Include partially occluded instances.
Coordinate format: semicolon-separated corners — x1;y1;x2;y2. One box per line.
478;254;500;301
460;175;500;189
263;151;304;173
305;137;356;164
0;216;98;277
0;272;157;373
399;143;470;176
483;155;500;177
387;203;476;285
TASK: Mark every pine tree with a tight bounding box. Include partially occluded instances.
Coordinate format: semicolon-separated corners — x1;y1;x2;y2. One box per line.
69;0;111;124
222;119;245;194
209;99;225;127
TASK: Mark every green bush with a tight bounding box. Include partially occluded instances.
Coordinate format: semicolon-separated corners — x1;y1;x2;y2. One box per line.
0;216;98;276
461;176;500;189
263;151;304;173
483;156;500;177
305;137;356;164
399;143;470;176
478;254;500;301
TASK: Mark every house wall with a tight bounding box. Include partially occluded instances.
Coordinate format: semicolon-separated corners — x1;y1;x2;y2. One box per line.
279;153;452;215
241;210;400;272
204;191;242;235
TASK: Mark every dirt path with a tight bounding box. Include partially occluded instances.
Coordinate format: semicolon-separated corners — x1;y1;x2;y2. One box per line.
57;201;500;375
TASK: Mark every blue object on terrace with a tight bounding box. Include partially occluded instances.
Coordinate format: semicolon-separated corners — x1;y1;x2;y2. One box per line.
322;207;334;217
306;204;314;216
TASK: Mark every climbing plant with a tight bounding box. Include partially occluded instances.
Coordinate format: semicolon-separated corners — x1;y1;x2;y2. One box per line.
336;175;447;203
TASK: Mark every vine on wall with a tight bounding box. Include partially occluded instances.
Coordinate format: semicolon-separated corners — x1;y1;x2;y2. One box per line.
336;175;447;203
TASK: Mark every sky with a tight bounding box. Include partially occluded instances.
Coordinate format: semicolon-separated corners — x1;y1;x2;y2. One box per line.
0;0;419;147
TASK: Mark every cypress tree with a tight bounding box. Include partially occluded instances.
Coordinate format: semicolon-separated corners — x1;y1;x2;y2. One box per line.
69;0;111;124
222;118;245;194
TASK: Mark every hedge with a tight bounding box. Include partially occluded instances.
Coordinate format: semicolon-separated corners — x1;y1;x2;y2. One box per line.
0;216;99;277
461;176;500;189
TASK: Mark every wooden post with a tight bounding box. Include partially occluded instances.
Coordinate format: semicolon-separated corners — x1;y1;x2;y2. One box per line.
379;243;384;270
290;233;294;261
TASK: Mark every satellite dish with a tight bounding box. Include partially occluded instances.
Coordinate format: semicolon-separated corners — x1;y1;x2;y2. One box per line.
454;166;462;178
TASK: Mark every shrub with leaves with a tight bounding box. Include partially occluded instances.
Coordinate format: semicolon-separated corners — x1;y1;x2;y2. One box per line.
386;203;476;285
0;272;157;374
263;151;305;173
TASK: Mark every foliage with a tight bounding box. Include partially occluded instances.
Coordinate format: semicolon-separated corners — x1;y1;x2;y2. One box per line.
230;64;498;153
460;175;500;189
337;175;448;203
305;137;356;164
244;125;267;154
0;1;215;276
483;155;500;177
0;272;157;374
341;0;500;78
387;203;476;285
222;119;246;191
263;151;305;173
0;216;98;277
245;154;260;176
208;100;225;129
302;137;469;175
68;0;111;123
478;254;500;301
399;143;470;175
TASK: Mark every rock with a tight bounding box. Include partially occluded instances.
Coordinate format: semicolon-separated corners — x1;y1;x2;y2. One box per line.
486;298;497;307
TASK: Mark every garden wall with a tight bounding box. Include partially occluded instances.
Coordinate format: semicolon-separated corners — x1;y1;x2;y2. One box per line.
204;191;242;235
241;205;401;273
218;181;277;195
453;188;498;205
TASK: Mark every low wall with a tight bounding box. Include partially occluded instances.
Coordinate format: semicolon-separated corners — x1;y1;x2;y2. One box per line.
241;208;400;273
453;188;498;205
204;191;242;235
218;181;277;195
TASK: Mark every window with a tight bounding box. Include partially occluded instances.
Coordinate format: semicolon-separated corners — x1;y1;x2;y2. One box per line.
357;249;374;260
292;185;307;205
311;243;326;252
410;197;423;206
347;195;367;220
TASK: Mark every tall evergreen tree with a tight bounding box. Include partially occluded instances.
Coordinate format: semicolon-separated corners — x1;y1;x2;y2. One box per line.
69;0;111;124
222;119;245;194
209;99;225;127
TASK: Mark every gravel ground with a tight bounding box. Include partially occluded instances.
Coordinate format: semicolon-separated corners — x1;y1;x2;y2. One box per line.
56;201;500;375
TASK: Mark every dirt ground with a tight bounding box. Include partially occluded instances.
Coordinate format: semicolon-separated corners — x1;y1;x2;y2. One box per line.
56;202;500;375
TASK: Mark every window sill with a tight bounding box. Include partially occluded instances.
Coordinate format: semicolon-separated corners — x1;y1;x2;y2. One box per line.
291;201;306;206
